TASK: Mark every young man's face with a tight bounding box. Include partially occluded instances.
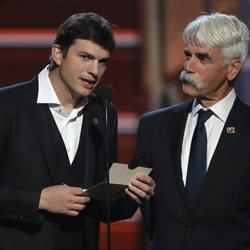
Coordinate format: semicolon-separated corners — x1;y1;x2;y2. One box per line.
52;39;110;99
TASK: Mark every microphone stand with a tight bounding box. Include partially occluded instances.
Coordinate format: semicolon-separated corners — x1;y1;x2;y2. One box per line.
104;99;111;250
97;84;113;250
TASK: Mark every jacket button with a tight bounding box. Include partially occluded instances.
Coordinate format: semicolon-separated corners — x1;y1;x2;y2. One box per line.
186;223;193;230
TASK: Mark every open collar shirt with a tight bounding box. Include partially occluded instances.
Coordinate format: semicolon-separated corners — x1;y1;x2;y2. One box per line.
37;66;86;164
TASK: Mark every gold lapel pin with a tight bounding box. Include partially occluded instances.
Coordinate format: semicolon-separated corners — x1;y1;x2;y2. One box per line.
93;118;99;125
226;127;236;134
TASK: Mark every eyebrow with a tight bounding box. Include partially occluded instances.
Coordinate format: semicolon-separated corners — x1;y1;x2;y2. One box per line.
184;48;212;61
79;51;110;61
196;52;211;60
79;51;95;58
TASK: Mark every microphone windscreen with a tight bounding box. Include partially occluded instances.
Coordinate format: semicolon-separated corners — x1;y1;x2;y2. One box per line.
97;84;113;104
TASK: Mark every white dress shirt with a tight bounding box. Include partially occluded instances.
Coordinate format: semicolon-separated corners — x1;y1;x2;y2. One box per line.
37;66;86;164
181;89;236;185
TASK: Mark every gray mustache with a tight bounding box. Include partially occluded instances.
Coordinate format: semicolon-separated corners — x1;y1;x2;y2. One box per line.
179;71;201;86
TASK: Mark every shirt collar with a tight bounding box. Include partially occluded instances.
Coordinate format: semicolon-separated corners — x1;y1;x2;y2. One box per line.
191;89;236;122
37;65;61;105
37;65;87;114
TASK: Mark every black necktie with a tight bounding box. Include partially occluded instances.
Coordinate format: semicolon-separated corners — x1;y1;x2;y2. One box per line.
186;109;213;206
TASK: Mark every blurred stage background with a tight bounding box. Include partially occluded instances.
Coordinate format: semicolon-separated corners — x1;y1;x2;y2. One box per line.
0;0;249;249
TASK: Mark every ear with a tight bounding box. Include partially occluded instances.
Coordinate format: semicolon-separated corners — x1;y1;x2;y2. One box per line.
227;59;242;81
51;44;63;66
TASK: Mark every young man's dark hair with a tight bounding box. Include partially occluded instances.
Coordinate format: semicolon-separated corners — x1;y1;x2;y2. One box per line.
49;12;116;70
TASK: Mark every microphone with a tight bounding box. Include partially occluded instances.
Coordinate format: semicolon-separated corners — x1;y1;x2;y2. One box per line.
97;84;113;250
97;84;113;106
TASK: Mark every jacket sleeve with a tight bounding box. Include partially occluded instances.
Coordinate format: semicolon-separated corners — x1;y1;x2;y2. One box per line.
0;99;42;225
136;114;154;238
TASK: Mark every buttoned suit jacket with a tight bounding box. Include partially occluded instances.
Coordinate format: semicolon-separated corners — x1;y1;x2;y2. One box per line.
0;77;136;250
138;97;250;250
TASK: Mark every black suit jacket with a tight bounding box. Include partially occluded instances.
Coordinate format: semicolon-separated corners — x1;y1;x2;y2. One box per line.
138;98;250;250
0;77;137;250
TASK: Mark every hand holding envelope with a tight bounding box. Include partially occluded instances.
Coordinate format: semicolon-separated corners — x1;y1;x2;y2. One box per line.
82;163;153;203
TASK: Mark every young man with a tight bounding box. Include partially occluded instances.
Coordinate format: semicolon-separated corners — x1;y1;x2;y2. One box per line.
137;13;250;249
0;13;155;250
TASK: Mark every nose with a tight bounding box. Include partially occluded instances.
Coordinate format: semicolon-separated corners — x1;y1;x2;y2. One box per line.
184;57;196;73
87;60;98;77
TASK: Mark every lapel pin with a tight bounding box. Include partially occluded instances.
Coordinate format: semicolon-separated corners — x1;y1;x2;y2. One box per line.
226;127;236;134
93;118;99;125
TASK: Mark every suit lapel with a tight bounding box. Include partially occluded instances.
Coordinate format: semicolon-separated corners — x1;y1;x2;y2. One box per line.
194;99;249;208
170;100;193;207
23;79;61;184
27;103;61;184
80;97;105;187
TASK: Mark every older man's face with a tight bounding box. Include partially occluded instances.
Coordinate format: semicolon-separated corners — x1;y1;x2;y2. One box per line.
180;40;239;107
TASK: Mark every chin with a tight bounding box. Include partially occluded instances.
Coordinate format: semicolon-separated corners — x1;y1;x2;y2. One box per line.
182;84;198;97
81;88;94;97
